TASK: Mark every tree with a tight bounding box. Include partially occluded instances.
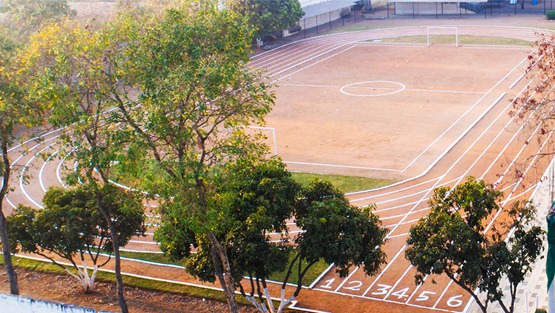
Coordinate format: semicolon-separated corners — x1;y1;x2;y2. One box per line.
0;28;23;296
18;19;141;313
0;0;75;35
8;185;145;293
107;4;276;312
228;0;304;45
0;25;48;295
156;158;388;313
483;201;544;313
405;177;544;313
512;33;555;154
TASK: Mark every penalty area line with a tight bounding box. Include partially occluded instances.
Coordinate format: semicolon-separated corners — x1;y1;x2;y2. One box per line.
285;161;401;172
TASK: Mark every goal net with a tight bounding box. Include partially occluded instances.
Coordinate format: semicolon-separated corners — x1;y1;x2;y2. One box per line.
426;26;459;47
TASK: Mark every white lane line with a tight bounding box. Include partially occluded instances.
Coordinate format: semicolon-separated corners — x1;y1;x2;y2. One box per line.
383;265;414;301
361;244;407;297
19;142;52;209
403;48;529;175
39;148;60;192
279;84;486;95
284;161;400;172
354;53;534;309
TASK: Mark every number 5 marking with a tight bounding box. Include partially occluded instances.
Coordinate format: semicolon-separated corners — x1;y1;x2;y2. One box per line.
415;291;436;301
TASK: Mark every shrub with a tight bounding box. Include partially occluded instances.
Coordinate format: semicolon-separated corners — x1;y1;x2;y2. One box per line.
535;309;547;313
546;10;555;20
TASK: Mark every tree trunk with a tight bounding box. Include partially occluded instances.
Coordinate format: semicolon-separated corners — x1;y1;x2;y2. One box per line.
95;194;128;313
0;208;18;295
112;238;128;313
0;140;19;295
207;232;238;313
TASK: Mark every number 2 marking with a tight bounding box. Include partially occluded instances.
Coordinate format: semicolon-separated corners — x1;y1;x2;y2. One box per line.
343;280;363;291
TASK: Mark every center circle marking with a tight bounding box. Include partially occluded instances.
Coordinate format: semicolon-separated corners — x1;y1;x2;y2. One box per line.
340;81;406;97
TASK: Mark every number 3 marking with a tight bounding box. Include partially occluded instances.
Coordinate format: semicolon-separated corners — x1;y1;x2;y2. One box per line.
371;284;392;296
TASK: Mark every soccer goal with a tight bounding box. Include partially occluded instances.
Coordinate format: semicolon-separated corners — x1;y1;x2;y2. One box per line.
426;26;459;47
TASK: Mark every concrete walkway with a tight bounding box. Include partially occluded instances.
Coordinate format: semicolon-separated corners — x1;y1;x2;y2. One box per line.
467;161;554;313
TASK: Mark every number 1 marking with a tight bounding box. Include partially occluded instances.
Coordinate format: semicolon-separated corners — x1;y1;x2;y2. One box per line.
320;278;335;289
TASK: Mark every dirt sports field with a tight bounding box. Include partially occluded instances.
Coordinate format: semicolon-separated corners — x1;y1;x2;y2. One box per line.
5;13;555;313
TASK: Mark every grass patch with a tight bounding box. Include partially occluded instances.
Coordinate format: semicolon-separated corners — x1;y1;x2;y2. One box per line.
2;255;248;305
269;255;329;286
119;250;181;266
378;35;531;46
292;172;396;193
116;250;328;287
4;253;326;307
111;161;396;194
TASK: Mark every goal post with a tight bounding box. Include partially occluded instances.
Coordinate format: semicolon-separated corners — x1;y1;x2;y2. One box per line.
426;26;459;47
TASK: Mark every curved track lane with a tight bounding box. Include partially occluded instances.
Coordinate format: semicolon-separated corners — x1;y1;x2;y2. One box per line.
6;25;555;313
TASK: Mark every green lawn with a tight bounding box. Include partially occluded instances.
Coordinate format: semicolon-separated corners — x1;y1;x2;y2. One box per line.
291;172;396;193
378;35;531;46
118;250;328;287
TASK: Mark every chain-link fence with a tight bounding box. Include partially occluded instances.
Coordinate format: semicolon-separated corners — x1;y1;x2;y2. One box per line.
280;0;553;42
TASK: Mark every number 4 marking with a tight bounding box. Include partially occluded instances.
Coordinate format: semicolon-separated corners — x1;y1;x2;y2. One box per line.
391;287;410;300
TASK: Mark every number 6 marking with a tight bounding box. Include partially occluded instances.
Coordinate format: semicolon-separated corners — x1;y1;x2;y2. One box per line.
447;295;463;307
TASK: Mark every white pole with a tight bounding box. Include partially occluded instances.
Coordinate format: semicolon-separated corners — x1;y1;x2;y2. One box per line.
549;283;555;313
550;162;555;313
526;291;529;313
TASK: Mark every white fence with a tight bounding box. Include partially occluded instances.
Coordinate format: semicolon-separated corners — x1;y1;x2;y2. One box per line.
0;293;113;313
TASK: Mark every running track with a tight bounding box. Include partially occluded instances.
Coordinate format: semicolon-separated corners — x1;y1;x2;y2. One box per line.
5;25;555;313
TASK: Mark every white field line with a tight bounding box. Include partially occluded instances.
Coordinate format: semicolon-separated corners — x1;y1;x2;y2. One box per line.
329;49;542;310
40;148;60;192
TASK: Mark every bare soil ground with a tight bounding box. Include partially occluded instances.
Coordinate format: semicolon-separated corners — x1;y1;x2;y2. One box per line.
0;266;257;313
2;3;554;313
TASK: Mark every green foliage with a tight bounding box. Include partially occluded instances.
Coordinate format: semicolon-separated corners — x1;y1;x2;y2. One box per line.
291;172;396;193
296;180;387;278
229;0;304;39
0;24;46;296
1;0;75;34
156;158;387;312
7;185;146;270
546;10;555;20
536;309;548;313
107;6;276;311
406;177;545;313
